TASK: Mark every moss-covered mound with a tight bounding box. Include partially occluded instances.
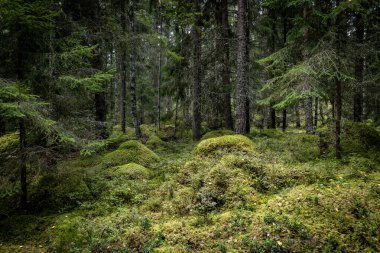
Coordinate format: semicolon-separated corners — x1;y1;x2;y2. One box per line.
29;173;91;211
255;179;380;252
194;135;256;157
102;140;159;168
200;129;235;141
108;163;149;180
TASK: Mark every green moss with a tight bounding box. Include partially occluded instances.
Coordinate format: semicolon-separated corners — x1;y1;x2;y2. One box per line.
30;173;91;211
102;140;159;168
200;130;235;140
194;135;256;157
0;132;19;154
108;163;149;180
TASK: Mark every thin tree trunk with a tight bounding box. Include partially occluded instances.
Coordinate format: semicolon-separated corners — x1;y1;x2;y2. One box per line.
314;97;318;128
282;109;287;131
305;97;314;134
173;89;179;139
269;105;276;129
156;4;162;130
335;80;342;159
19;119;27;210
128;1;142;139
235;0;249;134
192;0;202;140
335;0;344;159
353;13;364;122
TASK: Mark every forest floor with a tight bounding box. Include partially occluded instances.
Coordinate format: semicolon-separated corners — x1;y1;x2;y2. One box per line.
0;125;379;253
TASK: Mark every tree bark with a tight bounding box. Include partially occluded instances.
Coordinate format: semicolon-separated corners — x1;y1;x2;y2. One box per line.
235;0;249;134
282;109;287;131
216;0;233;130
269;105;276;129
120;0;127;133
305;97;314;134
353;13;364;122
156;4;162;130
335;0;344;159
128;1;142;139
192;0;202;140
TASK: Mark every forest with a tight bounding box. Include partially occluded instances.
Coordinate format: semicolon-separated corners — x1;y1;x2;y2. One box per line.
0;0;379;252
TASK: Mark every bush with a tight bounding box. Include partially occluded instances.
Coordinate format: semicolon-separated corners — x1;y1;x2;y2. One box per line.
80;139;110;157
102;140;159;168
194;135;256;157
201;130;235;141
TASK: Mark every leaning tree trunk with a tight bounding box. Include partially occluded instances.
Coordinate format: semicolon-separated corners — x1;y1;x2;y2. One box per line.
128;1;142;139
192;0;202;140
353;13;364;122
235;0;249;134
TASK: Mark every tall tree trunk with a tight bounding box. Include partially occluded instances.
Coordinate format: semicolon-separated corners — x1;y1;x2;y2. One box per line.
156;4;162;130
128;1;142;139
353;13;364;122
93;51;107;138
335;80;342;159
173;89;180;139
192;0;202;140
305;97;314;134
314;97;318;128
303;4;313;134
269;105;276;129
335;0;344;159
235;0;249;134
120;0;127;133
282;11;287;131
216;0;233;130
19;119;27;211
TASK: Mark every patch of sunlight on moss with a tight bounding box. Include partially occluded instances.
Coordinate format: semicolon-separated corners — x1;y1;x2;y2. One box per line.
102;140;159;168
108;163;149;180
194;135;256;157
0;132;19;154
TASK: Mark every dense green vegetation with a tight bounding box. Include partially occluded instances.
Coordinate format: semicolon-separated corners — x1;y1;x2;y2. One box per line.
1;126;379;252
0;0;379;252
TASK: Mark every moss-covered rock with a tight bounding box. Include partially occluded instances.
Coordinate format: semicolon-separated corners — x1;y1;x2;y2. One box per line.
194;135;256;157
200;130;235;141
108;163;149;180
102;140;160;168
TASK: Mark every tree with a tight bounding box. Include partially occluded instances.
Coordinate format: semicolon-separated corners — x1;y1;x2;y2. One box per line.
191;0;202;140
235;0;249;134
